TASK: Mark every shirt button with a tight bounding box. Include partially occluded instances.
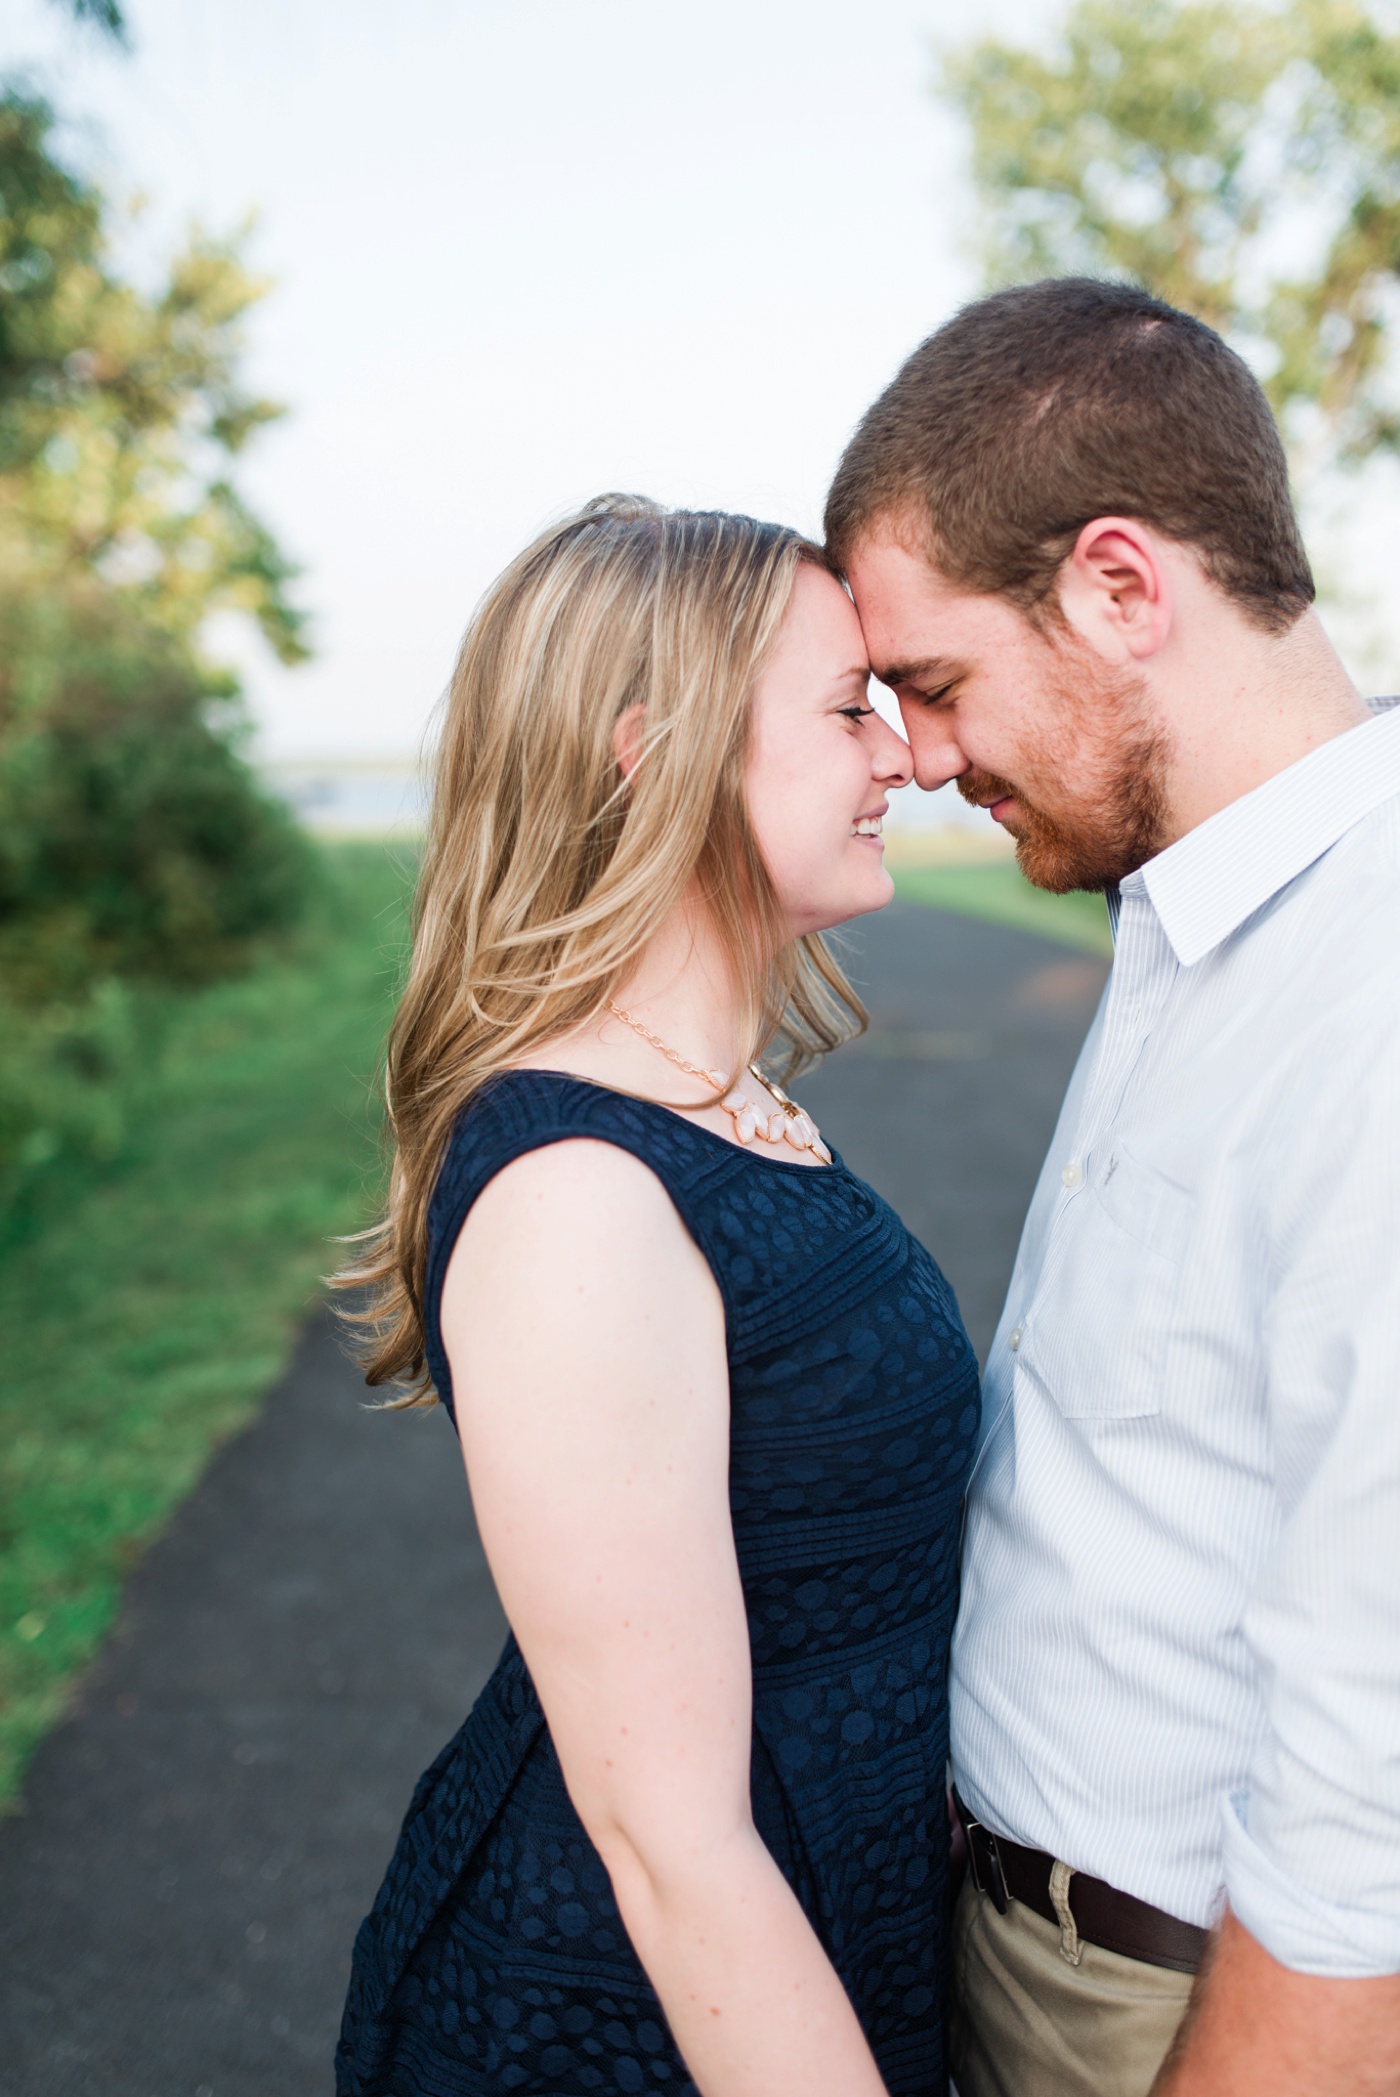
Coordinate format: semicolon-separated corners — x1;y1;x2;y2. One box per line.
1061;1161;1082;1189
1009;1327;1022;1351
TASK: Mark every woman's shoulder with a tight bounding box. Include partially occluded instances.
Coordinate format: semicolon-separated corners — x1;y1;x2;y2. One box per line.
427;1071;730;1281
422;1071;727;1419
441;1065;611;1152
433;1068;711;1206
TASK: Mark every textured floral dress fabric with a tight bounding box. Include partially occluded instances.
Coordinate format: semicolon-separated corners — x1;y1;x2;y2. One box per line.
336;1072;979;2096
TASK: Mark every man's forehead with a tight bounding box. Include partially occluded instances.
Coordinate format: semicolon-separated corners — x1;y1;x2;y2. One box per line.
847;532;971;620
845;553;977;682
846;535;1031;680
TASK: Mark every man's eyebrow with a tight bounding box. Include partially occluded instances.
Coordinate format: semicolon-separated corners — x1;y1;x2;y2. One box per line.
874;656;962;689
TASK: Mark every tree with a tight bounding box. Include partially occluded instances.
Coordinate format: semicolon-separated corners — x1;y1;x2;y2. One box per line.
0;87;312;1191
940;0;1400;465
48;0;127;46
0;584;309;1003
0;90;307;661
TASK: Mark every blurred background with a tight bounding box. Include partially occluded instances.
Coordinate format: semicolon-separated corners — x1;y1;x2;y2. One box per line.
1;0;1398;2081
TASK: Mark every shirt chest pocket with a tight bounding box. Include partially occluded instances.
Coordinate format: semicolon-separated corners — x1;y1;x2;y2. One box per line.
1025;1147;1195;1421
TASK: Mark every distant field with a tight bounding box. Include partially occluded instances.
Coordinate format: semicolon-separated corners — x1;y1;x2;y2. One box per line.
0;845;412;1809
893;859;1113;956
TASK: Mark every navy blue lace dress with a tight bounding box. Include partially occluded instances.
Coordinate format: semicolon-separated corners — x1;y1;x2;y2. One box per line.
337;1072;979;2097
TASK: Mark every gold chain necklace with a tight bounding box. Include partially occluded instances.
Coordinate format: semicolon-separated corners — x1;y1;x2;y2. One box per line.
608;1001;832;1163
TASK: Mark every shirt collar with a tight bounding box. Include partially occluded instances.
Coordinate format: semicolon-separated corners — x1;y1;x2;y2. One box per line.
1116;705;1400;967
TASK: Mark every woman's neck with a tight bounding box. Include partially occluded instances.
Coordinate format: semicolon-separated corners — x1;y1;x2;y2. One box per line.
507;899;831;1165
609;899;745;1079
505;891;753;1101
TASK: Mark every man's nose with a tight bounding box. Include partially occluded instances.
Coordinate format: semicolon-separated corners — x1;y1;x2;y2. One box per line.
896;701;969;793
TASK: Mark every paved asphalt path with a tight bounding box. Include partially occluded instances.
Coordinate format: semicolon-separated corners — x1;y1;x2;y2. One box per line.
0;901;1107;2097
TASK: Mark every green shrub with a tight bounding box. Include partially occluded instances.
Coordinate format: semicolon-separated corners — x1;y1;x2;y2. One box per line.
0;586;312;1003
0;585;315;1198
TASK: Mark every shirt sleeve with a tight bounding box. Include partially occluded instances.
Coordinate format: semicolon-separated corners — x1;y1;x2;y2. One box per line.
1226;1012;1400;1976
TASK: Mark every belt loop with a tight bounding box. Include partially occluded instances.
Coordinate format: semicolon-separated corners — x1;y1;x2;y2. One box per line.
1049;1860;1083;1967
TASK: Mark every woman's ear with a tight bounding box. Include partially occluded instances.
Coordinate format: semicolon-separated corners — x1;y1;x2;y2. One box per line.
1057;517;1173;662
613;703;648;781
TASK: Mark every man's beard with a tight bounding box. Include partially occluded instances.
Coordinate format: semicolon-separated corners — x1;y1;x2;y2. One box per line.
957;648;1170;894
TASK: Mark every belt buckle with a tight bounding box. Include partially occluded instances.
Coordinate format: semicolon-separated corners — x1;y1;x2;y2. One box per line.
966;1819;1010;1916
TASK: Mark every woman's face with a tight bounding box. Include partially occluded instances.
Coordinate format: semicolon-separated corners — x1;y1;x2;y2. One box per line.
745;563;913;939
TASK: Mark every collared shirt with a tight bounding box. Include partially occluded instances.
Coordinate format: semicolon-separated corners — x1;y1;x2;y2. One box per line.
950;702;1400;1978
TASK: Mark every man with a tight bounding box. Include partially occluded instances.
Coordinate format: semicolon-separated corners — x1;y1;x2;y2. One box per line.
825;278;1400;2097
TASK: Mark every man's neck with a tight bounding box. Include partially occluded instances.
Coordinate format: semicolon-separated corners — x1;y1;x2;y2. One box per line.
1155;609;1369;845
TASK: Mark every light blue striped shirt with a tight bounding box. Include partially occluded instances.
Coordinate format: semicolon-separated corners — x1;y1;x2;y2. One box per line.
950;701;1400;1978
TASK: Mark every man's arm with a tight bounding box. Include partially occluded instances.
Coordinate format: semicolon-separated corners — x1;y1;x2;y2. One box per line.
1167;1004;1400;2092
1150;1909;1400;2096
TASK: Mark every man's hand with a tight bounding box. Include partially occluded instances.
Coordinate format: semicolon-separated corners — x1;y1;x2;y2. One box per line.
1151;1909;1400;2097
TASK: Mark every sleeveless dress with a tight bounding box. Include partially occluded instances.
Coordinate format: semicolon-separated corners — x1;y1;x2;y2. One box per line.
336;1072;979;2097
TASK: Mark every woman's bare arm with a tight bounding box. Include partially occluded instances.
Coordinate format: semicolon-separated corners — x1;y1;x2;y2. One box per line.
442;1138;888;2097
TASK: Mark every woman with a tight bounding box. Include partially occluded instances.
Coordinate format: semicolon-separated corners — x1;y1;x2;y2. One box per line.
335;496;980;2097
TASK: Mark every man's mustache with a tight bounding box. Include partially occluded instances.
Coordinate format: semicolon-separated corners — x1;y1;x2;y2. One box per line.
956;768;1018;810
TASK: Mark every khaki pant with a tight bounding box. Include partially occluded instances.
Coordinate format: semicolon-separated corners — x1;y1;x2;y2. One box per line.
950;1878;1195;2097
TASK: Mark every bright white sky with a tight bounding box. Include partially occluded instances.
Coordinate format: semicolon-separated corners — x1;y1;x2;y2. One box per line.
6;0;1396;776
4;0;1063;768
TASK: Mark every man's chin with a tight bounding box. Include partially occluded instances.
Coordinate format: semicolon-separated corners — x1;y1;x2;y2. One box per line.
979;802;1085;894
1012;823;1114;896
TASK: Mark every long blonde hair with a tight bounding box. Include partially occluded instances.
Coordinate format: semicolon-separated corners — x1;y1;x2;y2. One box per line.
339;495;866;1405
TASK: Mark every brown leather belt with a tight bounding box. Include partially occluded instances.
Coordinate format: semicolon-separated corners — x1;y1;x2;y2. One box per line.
953;1790;1208;1976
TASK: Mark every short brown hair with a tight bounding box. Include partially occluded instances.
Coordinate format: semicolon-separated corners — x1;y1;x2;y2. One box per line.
825;278;1314;634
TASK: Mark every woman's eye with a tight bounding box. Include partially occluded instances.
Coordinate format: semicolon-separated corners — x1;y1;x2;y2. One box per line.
839;705;876;722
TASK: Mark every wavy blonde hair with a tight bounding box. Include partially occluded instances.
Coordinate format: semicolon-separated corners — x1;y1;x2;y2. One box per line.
338;495;866;1405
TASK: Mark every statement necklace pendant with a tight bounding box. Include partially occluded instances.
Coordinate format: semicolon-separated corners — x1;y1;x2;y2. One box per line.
711;1066;832;1163
606;1001;831;1164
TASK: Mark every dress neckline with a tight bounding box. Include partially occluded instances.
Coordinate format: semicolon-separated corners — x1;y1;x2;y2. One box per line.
493;1066;844;1178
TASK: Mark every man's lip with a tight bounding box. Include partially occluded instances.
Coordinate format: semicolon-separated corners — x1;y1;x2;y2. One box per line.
984;794;1017;824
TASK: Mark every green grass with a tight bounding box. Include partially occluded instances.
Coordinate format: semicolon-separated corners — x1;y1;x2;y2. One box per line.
0;842;412;1808
893;860;1113;956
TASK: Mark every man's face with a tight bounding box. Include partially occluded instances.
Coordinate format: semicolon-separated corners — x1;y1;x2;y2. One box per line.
845;531;1169;893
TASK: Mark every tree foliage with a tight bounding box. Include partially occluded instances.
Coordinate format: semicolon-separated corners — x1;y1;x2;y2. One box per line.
941;0;1400;461
71;0;125;32
0;86;312;1193
48;0;127;47
0;90;307;660
0;585;308;1003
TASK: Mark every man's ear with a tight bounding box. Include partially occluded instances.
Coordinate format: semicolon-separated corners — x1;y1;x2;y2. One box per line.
1057;517;1173;662
613;702;648;781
